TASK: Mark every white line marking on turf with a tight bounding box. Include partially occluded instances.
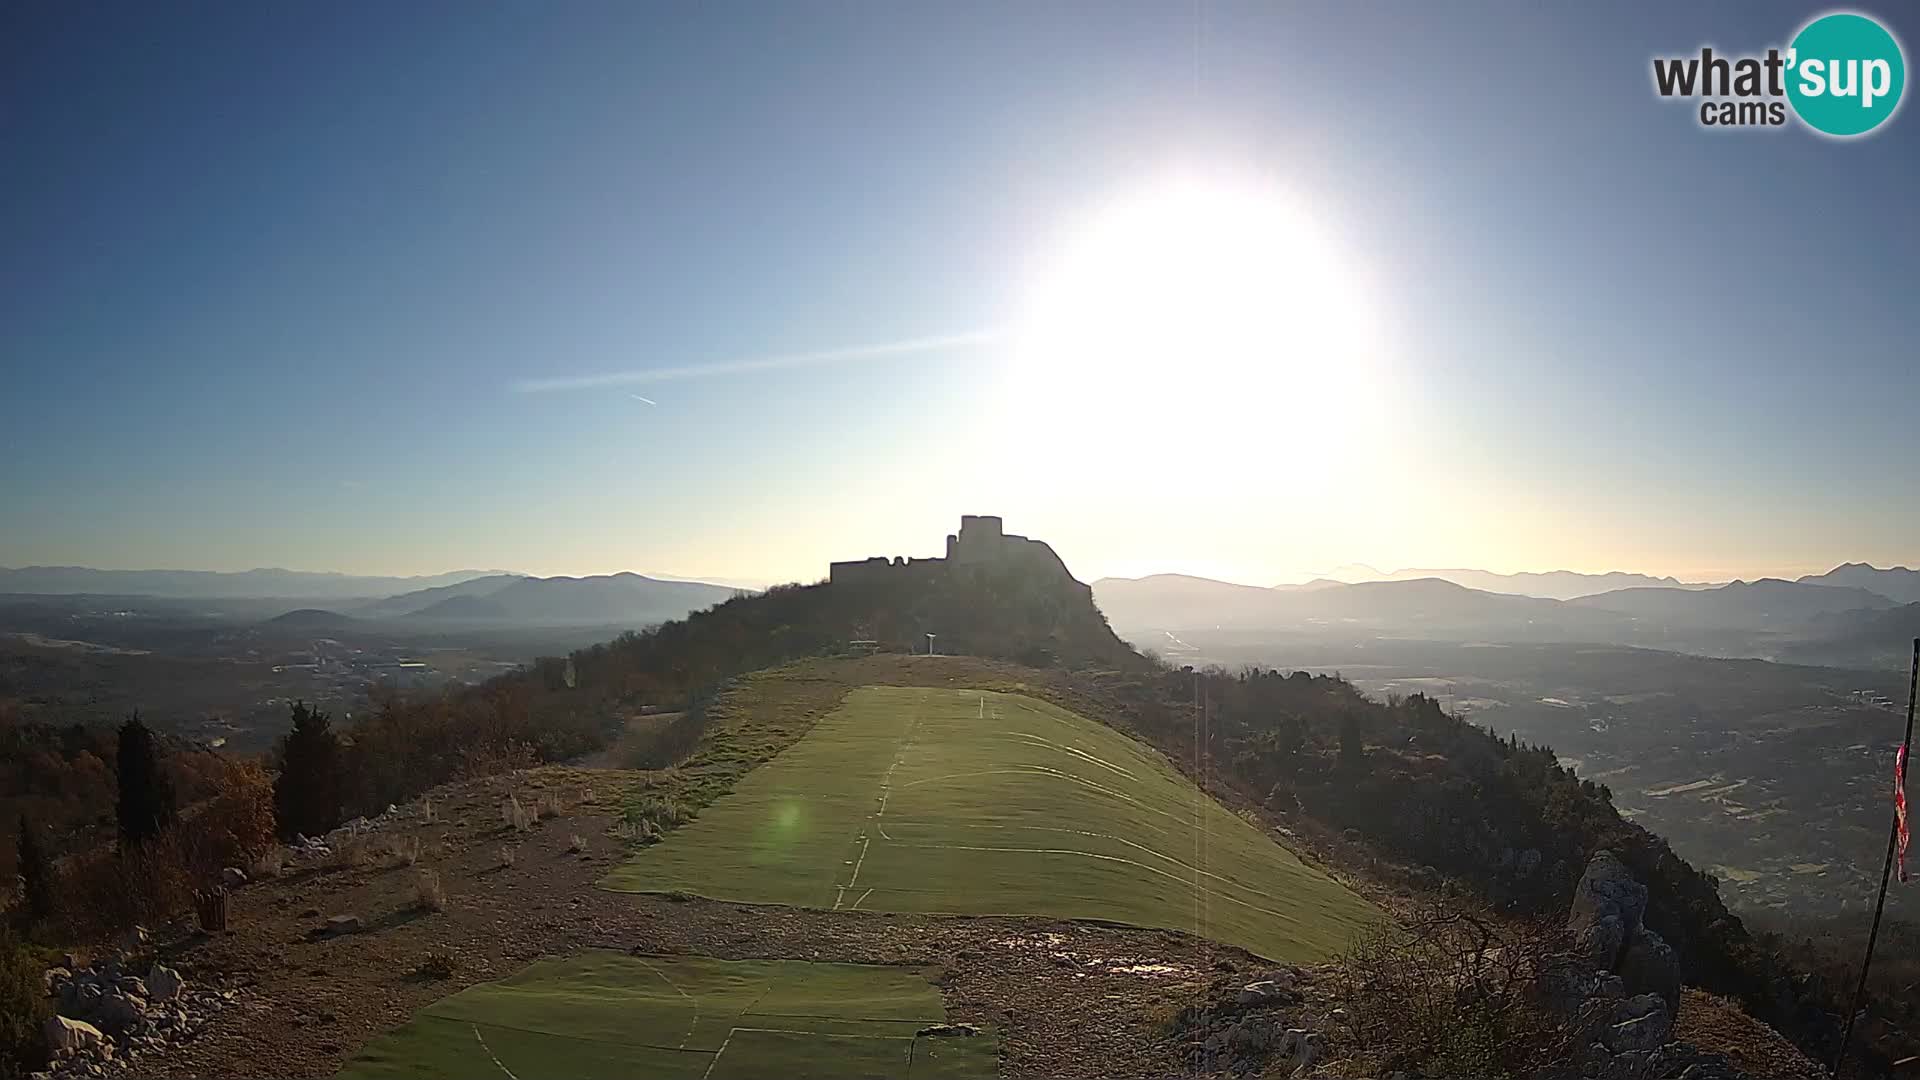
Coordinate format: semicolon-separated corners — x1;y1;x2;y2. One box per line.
850;886;874;910
635;956;701;1049
471;1024;521;1080
701;1033;733;1080
834;691;924;907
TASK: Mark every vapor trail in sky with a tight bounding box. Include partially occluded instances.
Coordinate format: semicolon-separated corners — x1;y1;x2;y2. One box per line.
513;329;1002;393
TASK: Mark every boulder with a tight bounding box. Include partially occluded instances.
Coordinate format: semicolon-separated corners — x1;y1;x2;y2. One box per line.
1236;980;1282;1006
320;914;361;937
1617;928;1681;1017
116;925;150;954
89;991;145;1035
1568;850;1647;968
220;866;248;889
147;964;185;1002
1602;995;1672;1054
115;976;147;998
42;966;70;996
43;1015;105;1054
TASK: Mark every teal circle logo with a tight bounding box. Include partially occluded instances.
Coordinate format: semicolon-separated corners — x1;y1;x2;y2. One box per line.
1786;12;1906;136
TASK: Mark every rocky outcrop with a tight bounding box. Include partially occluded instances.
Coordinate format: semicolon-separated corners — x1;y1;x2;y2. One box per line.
1548;851;1767;1080
1567;850;1681;1016
38;949;240;1080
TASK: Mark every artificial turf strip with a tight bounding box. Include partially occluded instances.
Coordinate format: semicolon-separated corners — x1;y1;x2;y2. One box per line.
334;952;995;1080
603;685;1384;962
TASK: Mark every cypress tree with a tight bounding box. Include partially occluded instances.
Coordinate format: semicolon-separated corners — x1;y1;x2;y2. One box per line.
273;701;344;840
116;714;177;850
15;815;52;926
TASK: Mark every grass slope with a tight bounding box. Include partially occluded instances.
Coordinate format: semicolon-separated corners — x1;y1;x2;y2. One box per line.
336;952;995;1080
606;685;1383;961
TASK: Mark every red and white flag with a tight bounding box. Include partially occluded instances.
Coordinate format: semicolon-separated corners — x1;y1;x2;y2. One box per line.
1898;745;1910;884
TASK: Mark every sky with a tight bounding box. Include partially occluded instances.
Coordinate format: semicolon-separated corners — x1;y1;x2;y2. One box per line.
3;2;1917;588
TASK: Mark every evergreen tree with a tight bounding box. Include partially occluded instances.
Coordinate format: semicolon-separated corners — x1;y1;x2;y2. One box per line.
273;701;344;840
15;815;52;927
1338;711;1363;770
115;714;177;850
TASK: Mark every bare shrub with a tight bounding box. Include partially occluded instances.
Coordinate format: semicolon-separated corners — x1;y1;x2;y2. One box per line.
411;868;447;912
421;797;435;825
1330;906;1590;1079
625;795;691;841
500;795;531;833
248;846;287;881
57;832;194;941
537;792;565;821
417;947;457;979
390;835;422;867
496;845;516;869
329;833;372;871
567;834;586;854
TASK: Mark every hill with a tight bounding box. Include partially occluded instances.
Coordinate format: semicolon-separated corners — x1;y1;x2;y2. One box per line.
394;573;740;627
1797;562;1920;605
0;565;510;599
260;608;359;631
1569;578;1895;628
351;573;526;617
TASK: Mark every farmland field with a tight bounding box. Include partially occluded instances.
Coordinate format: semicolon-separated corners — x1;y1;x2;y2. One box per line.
604;685;1382;961
335;952;995;1080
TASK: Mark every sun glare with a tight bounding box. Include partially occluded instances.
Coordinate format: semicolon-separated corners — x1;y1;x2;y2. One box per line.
1005;174;1392;491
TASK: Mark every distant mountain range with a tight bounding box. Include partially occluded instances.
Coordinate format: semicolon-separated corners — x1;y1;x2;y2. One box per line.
262;573;744;628
1796;563;1920;605
394;573;741;626
0;564;746;630
0;566;512;600
1316;564;1710;600
1566;579;1896;626
1094;565;1914;650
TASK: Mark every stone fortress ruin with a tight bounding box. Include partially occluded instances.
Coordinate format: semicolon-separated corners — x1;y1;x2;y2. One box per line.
828;515;1086;595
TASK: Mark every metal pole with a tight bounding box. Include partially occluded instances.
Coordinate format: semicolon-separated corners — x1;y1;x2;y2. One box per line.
1833;637;1919;1078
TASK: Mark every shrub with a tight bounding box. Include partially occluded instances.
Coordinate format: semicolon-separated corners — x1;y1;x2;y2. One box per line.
417;947;457;979
412;868;446;913
497;845;516;869
1329;907;1590;1079
625;795;691;836
536;793;564;821
192;758;278;871
501;796;531;833
329;833;372;871
248;846;287;881
567;834;586;854
0;926;49;1079
391;835;422;867
421;797;435;825
56;831;194;944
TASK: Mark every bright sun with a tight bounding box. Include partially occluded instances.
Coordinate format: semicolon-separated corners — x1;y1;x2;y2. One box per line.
1006;174;1391;487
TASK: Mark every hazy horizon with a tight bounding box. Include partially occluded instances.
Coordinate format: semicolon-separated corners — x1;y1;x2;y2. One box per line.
0;547;1903;594
6;2;1916;589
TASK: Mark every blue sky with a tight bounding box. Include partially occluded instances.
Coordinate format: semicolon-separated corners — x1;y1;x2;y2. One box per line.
3;2;1915;586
